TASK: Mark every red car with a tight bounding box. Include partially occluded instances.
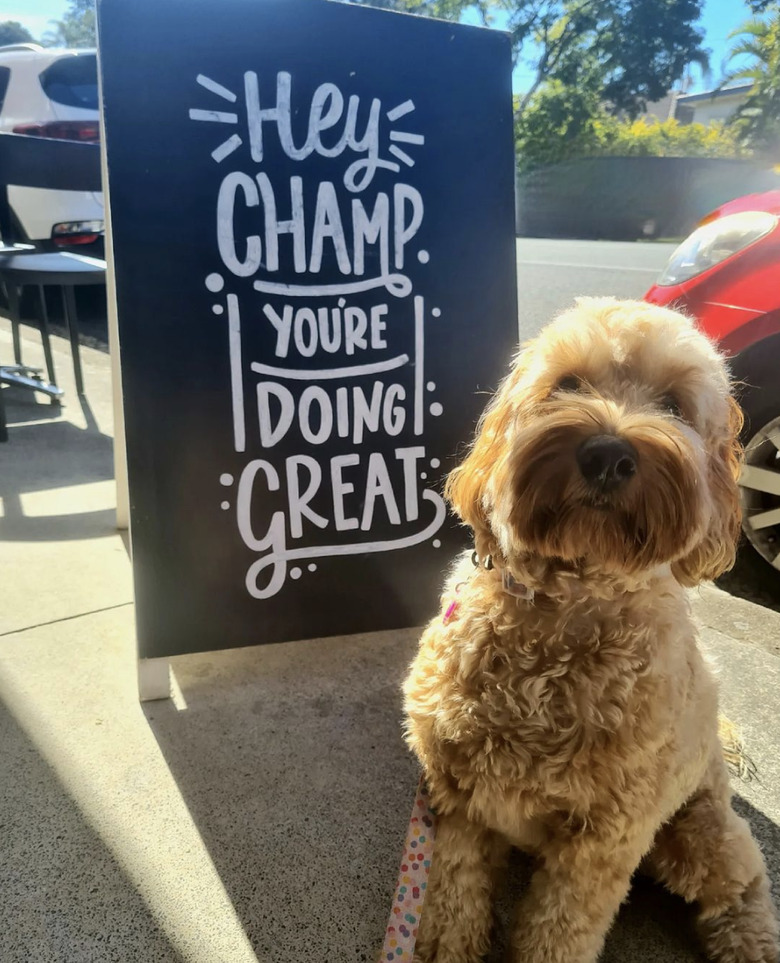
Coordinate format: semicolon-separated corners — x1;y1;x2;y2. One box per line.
645;190;780;573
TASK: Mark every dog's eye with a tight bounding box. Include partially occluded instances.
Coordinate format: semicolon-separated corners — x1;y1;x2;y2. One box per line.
663;394;683;419
557;375;581;393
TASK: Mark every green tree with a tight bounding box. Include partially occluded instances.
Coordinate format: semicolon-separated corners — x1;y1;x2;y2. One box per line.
510;0;708;118
515;85;746;171
355;0;707;120
43;0;95;48
0;21;36;46
514;75;606;168
722;5;780;155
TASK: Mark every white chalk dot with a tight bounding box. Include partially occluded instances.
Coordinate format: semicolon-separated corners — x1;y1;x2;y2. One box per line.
290;567;302;580
220;500;230;510
432;307;441;317
427;381;436;391
338;297;346;308
205;273;224;293
433;539;441;548
430;458;441;469
212;304;224;315
307;563;317;573
430;402;443;416
219;473;234;486
420;472;427;480
417;249;430;264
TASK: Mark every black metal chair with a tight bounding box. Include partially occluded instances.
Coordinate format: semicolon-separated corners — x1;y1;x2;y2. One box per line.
0;132;106;441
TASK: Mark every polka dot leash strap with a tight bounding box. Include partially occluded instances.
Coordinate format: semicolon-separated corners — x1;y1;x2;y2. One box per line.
381;776;436;962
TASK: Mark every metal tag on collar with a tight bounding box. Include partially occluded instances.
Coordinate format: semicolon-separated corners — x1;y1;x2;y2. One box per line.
502;569;535;601
471;551;493;570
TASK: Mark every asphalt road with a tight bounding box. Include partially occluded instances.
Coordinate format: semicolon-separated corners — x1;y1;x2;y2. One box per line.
516;237;675;340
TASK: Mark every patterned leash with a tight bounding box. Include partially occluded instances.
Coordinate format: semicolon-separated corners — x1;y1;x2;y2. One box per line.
380;776;437;962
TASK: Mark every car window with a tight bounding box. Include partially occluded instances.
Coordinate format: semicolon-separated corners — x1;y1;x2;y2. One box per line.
0;67;10;114
39;54;98;110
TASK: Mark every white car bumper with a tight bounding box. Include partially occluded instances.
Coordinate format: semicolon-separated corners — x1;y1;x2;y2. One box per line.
9;186;104;242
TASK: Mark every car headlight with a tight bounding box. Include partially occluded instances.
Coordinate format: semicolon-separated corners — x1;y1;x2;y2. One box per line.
657;211;778;286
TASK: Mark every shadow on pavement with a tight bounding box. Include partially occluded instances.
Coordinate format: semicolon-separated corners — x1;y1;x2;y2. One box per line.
144;630;419;963
0;697;185;963
0;393;116;542
0;390;64;426
733;794;780;900
717;540;780;615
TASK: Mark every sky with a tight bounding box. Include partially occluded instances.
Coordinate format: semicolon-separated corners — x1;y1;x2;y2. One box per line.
1;0;753;95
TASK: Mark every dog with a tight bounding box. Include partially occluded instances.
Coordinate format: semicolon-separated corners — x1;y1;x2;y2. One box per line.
403;298;779;963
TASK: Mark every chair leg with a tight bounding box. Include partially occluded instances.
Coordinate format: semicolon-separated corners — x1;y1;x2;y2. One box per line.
8;284;22;365
62;286;84;395
37;286;59;398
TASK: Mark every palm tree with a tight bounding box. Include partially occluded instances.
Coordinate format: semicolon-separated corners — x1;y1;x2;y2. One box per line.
722;6;780;155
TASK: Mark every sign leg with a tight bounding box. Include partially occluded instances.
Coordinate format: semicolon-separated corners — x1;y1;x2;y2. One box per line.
138;658;171;702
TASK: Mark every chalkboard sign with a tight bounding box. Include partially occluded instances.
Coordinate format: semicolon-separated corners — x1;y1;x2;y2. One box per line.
98;0;518;659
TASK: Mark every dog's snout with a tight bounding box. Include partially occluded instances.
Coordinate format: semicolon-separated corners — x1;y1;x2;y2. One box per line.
577;435;637;493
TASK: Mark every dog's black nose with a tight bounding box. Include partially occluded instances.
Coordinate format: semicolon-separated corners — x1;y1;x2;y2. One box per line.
577;435;637;493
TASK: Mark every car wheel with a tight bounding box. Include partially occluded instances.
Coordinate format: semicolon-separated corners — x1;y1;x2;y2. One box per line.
739;408;780;572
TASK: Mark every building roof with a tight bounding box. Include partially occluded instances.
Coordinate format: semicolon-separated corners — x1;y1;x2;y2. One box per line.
676;83;753;105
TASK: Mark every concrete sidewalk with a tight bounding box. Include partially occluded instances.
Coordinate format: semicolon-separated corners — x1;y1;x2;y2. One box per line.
0;317;778;963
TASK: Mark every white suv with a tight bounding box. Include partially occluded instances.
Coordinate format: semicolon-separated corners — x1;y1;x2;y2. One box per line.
0;43;103;250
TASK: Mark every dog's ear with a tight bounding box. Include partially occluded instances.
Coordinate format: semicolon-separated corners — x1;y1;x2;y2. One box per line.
445;358;527;557
671;395;743;587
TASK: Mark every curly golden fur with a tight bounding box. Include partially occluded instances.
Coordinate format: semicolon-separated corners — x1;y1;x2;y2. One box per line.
403;299;778;963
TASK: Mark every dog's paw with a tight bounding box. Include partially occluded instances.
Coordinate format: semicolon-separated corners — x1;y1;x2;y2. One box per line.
697;877;779;963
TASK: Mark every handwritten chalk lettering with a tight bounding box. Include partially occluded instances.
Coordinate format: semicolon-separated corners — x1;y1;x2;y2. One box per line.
192;62;446;600
236;459;288;598
331;453;360;531
216;172;304;276
363;452;401;528
251;353;410;382
238;446;425;540
353;193;389;276
191;71;427;184
256;380;407;448
262;302;388;359
216;174;423;279
238;447;435;599
243;487;447;601
287;455;328;537
244;71;405;192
